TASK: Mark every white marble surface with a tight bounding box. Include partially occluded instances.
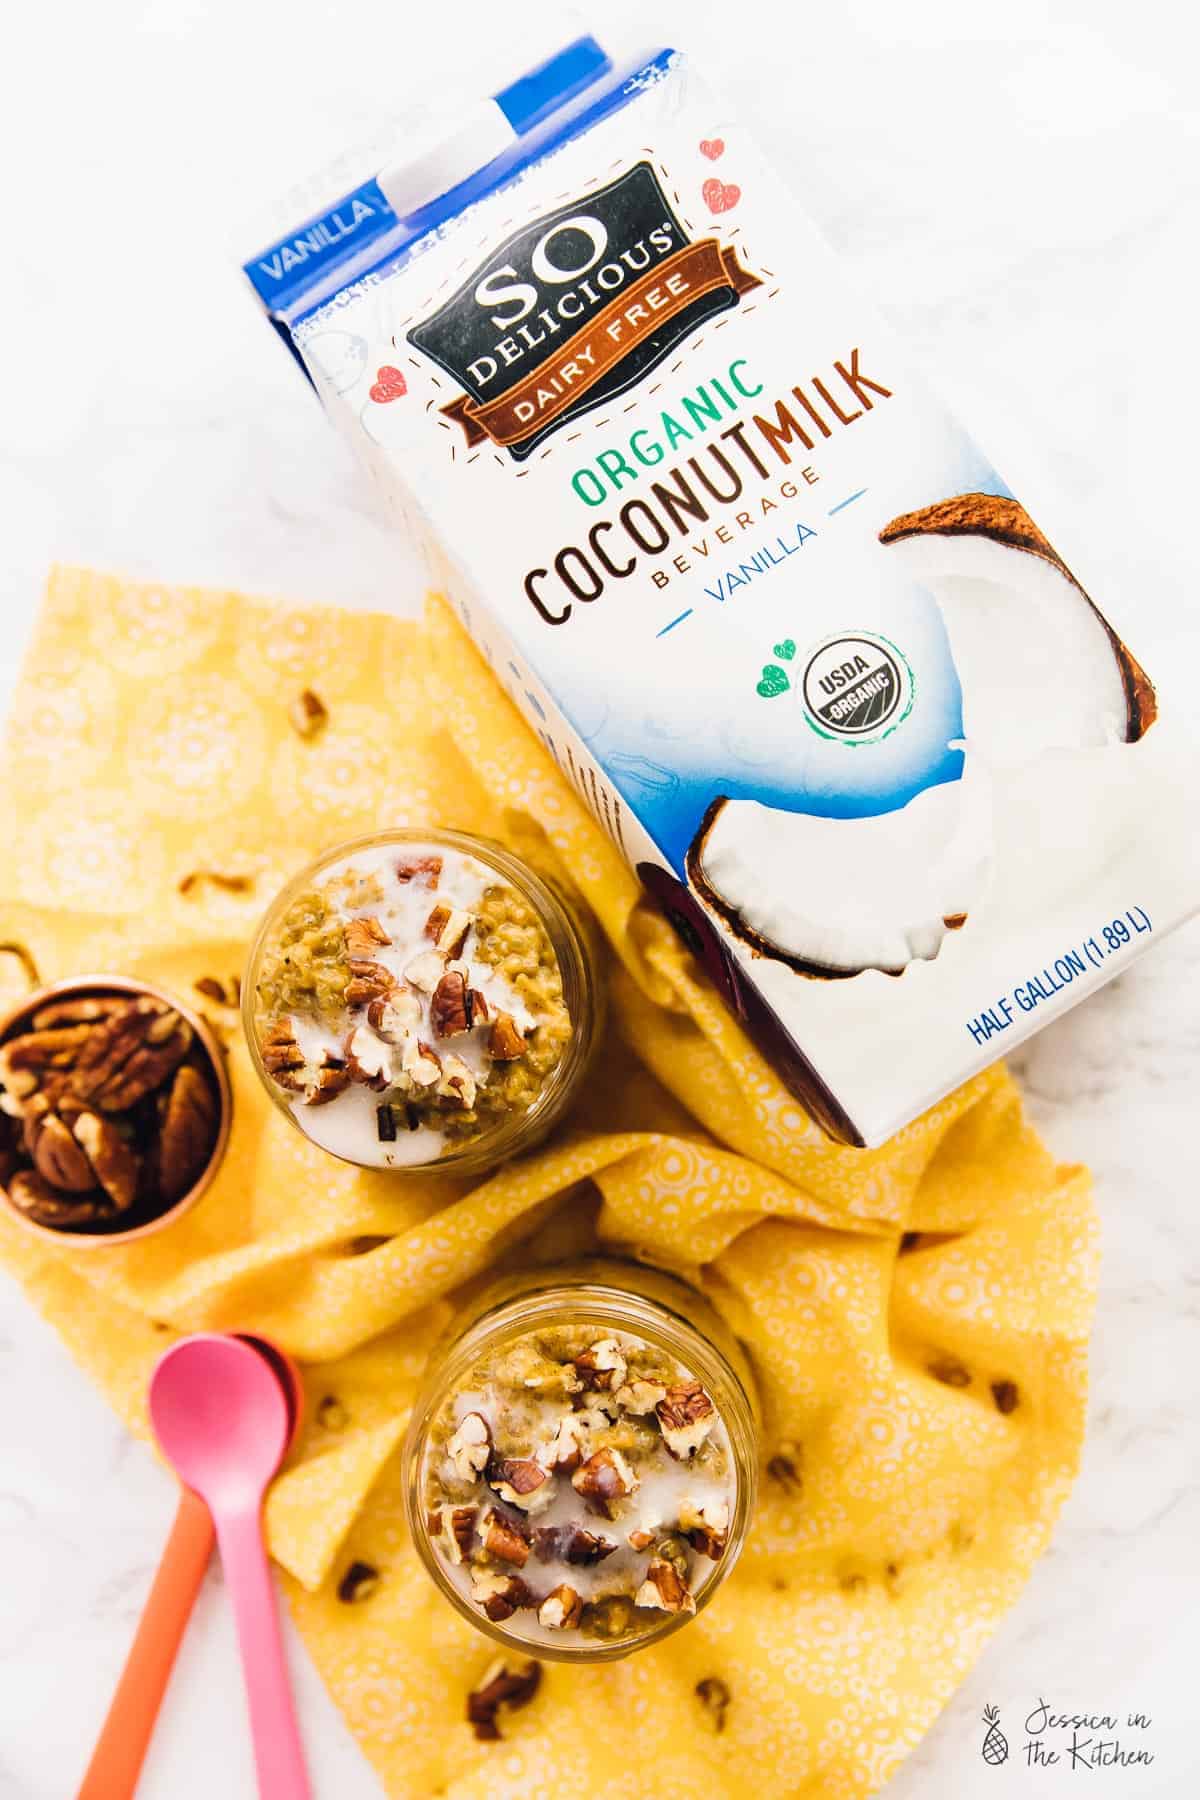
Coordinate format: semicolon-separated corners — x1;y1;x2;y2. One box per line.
3;0;1200;1793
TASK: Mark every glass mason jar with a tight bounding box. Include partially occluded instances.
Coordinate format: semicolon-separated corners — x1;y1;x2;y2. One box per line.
243;828;600;1178
403;1259;759;1663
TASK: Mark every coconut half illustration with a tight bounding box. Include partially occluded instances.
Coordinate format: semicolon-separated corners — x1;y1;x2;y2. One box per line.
685;494;1157;982
687;771;992;978
878;494;1156;757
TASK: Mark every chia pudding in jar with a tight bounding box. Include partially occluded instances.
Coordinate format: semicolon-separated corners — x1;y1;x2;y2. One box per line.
244;830;597;1173
404;1268;758;1659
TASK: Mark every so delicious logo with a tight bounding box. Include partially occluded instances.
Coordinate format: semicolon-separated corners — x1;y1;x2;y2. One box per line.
407;162;761;462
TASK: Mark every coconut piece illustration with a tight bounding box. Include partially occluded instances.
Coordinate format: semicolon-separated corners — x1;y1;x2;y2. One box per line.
878;493;1156;756
684;492;1157;982
686;771;991;978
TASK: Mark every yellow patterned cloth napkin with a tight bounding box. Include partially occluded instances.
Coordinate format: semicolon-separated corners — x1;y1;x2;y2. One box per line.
0;567;1098;1799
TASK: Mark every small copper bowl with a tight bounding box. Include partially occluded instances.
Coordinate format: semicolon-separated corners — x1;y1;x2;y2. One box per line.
0;975;232;1246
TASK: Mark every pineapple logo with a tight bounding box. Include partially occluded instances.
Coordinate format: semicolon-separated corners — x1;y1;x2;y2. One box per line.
980;1705;1009;1765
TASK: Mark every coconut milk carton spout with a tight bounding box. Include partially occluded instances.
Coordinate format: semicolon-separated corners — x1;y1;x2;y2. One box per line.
244;38;1200;1146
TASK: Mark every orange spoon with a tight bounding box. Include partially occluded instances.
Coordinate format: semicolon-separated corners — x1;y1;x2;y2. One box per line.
76;1335;303;1800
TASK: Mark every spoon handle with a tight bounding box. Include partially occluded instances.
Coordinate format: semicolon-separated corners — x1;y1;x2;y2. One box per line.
215;1505;312;1800
76;1485;214;1800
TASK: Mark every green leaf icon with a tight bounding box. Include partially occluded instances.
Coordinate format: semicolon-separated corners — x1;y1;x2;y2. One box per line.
772;639;796;661
756;664;790;698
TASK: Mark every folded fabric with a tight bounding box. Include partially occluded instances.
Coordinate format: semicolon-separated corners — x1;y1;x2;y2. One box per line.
0;568;1098;1798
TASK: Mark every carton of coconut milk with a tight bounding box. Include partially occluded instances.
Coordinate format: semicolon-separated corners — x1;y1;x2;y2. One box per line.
246;36;1200;1144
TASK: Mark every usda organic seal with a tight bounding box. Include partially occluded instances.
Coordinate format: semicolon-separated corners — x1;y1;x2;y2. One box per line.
801;630;914;743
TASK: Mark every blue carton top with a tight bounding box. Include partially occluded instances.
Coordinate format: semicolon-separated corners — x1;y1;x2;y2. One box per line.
243;37;674;335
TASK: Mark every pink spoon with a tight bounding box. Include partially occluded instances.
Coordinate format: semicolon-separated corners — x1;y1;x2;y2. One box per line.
77;1336;303;1800
149;1333;312;1800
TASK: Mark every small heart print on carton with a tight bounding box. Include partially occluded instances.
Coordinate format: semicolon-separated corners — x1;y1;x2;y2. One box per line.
699;138;725;161
703;178;741;215
756;664;790;699
369;365;407;403
773;639;796;661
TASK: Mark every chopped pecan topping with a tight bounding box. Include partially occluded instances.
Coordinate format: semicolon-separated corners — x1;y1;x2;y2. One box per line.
306;1055;350;1106
336;1560;380;1604
263;1022;349;1106
395;855;442;887
424;903;451;941
627;1528;656;1552
635;1557;696;1615
288;688;328;739
466;1656;541;1741
489;1457;553;1513
538;1411;587;1474
366;990;421;1039
404;949;445;993
573;1398;618;1428
695;1676;731;1733
615;1379;668;1417
344;916;392;959
571;1447;638;1503
656;1382;716;1460
344;959;394;1007
156;1065;218;1201
538;1585;583;1630
470;1568;535;1621
650;1532;690;1581
487;1012;526;1061
436;1052;476;1109
482;1506;532;1566
679;1497;730;1560
533;1523;616;1566
448;1505;478;1560
447;1411;492;1481
401;1038;441;1088
573;1338;627;1392
344;1024;393;1090
430;970;471;1039
431;1504;477;1565
261;1020;305;1083
424;904;472;959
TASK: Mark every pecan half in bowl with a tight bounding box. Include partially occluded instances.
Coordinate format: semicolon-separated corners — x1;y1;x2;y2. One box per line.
0;976;231;1244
